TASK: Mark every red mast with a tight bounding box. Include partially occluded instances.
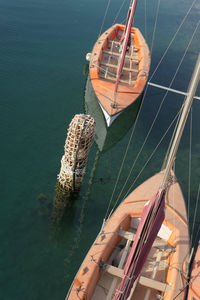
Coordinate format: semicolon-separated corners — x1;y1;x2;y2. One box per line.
113;0;138;100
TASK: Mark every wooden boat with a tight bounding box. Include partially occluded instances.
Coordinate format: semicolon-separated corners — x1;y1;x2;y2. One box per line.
67;171;190;300
87;0;150;127
66;54;200;300
187;241;200;300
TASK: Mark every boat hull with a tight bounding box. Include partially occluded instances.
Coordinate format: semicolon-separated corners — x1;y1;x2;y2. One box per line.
84;75;143;152
66;171;189;300
187;243;200;299
89;24;150;118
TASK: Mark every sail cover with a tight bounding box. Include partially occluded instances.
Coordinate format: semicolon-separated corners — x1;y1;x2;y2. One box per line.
113;190;165;300
114;0;138;95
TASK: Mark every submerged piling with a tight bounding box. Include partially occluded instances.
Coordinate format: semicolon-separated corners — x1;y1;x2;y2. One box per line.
58;114;95;191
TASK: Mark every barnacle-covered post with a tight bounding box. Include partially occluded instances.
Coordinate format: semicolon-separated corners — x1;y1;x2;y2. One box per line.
58;114;95;191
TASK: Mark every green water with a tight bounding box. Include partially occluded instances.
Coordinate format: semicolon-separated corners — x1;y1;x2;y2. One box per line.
0;0;200;299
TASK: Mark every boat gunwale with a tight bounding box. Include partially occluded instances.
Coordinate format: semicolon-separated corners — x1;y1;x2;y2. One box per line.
89;24;150;116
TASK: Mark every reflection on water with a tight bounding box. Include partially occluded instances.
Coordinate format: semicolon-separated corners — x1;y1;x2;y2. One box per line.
50;182;78;244
84;73;143;152
64;149;101;274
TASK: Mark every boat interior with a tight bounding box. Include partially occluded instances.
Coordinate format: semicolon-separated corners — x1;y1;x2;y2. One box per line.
99;27;140;87
91;217;179;300
67;172;189;300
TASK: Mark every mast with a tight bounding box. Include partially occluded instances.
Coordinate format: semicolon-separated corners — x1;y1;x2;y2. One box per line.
113;0;138;100
113;54;200;300
160;53;200;191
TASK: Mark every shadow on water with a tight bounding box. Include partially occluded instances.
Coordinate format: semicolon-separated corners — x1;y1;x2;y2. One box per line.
50;182;78;245
64;149;101;277
83;65;143;153
37;193;52;218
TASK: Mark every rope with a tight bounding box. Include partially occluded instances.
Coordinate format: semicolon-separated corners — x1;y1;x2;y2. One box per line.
149;0;198;82
172;270;200;300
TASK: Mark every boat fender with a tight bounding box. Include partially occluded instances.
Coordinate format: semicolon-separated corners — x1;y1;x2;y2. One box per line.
74;277;82;287
86;53;91;61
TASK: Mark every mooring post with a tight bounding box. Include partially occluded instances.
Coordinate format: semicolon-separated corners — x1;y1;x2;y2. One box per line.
58;114;96;192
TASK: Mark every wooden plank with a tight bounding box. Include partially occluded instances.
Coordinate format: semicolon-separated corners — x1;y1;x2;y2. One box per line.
153;241;174;252
106;239;131;300
118;229;174;252
118;229;135;241
103;50;139;62
105;75;135;85
108;40;140;50
144;251;163;300
105;40;115;79
105;265;171;292
101;62;138;73
139;276;171;292
105;264;123;277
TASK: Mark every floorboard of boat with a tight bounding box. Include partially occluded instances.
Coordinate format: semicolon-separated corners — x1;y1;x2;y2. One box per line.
99;29;139;86
91;220;169;300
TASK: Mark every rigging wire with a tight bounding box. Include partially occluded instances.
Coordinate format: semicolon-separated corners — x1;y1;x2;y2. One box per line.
121;109;181;201
103;0;161;221
112;0;128;26
106;17;200;217
103;92;145;220
150;0;160;55
108;108;181;219
149;0;198;82
98;0;199;221
172;161;177;247
191;183;200;247
144;0;147;39
98;0;112;38
188;108;193;239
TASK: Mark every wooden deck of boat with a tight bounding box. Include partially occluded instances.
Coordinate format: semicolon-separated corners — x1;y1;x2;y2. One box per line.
92;224;172;300
99;29;140;87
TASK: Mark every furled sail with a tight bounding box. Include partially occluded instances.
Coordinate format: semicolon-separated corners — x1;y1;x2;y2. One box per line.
113;191;165;299
114;0;138;98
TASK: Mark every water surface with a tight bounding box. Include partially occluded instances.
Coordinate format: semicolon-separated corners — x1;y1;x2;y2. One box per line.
0;0;200;299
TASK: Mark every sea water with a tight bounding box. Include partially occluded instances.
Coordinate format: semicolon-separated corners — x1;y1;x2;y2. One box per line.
0;0;200;299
